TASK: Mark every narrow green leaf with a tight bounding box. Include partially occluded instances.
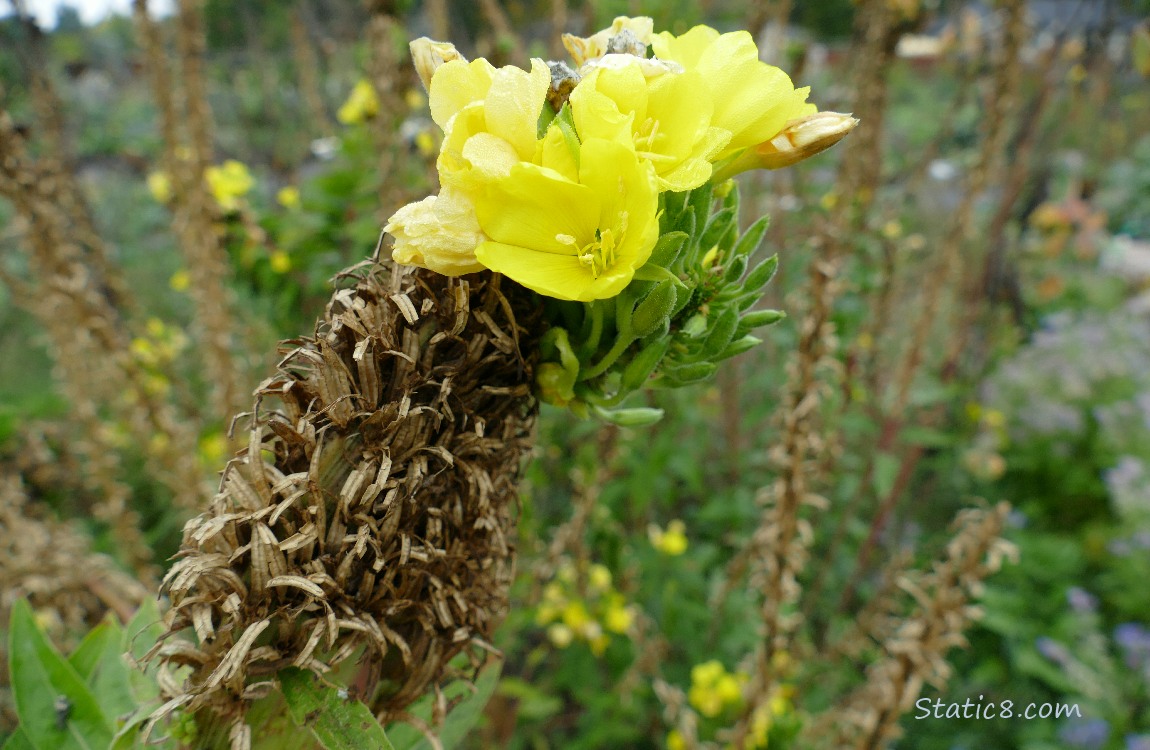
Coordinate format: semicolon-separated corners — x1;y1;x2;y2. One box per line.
431;658;502;749
698;207;736;253
67;619;118;681
1;728;35;750
280;668;395;750
646;231;688;268
8;599;114;750
123;598;164;705
873;452;901;500
731;215;771;259
714;335;762;361
630;281;677;339
701;307;739;359
742;254;780;294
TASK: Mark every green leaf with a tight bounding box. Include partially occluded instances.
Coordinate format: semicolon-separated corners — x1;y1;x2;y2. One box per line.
123;598;164;705
67;618;119;681
731;215;771;259
646;231;688;268
620;338;670;393
1;729;36;750
742;254;779;294
280;668;395;750
67;617;137;726
714;335;762;361
8;598;114;750
433;658;502;749
698;207;736;253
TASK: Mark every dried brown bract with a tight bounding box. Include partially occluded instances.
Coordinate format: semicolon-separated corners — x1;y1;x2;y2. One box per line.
154;263;539;729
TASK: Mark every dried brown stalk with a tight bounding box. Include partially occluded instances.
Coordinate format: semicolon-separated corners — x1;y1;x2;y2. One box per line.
725;246;842;747
151;263;540;738
0;109;205;560
134;0;245;418
290;10;334;138
809;502;1016;749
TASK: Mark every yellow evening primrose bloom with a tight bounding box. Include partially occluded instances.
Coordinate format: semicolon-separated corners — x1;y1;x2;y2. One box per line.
651;25;816;160
269;250;292;274
337;79;379;124
603;599;635;634
276;186;301;209
570;56;730;192
472;138;659;302
649;519;689;555
169;269;191;292
432;57;550;191
205;160;254;211
147;171;172;203
666;730;687;750
386;187;487;276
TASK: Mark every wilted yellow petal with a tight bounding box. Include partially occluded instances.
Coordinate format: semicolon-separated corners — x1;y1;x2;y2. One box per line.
386;189;487;276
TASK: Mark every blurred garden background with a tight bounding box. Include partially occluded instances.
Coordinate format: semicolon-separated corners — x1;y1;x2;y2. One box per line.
1;0;1150;748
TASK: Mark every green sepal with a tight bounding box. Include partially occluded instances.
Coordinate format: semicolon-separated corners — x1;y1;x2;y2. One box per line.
551;104;581;167
632;263;686;287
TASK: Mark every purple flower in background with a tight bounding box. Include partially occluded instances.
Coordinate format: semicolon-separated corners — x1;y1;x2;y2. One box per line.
1068;587;1098;613
1060;718;1110;749
1115;623;1150;671
1037;636;1072;665
1127;734;1150;750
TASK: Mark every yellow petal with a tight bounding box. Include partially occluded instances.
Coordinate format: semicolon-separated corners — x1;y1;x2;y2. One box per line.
472;163;599;254
429;58;496;131
475;241;631;301
386;190;486;275
484;58;550;159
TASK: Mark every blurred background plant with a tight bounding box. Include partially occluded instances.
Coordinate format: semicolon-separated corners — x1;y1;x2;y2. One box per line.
1;0;1149;748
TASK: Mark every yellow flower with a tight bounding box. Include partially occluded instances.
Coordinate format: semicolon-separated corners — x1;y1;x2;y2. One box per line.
404;88;427;110
431;58;550;191
561;600;593;632
472;138;659;301
588;563;612;591
169;269;191;292
337;79;379;124
569;57;730;191
414;130;437;156
269;250;292;274
649;519;688;555
205;160;254;211
666;729;687;750
547;623;574;648
147;171;172;203
687;660;746;718
277;186;301;209
386;188;487;276
603;599;635;634
198;432;227;466
651;25;817;159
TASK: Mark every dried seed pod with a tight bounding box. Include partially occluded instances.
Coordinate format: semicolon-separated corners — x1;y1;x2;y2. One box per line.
155;263;539;725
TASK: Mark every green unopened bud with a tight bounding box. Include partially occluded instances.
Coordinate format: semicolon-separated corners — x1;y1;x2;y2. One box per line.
594;406;665;426
621;339;671;393
739;309;786;330
716;335;762;361
631;280;677;338
701;307;739;358
742;255;779;294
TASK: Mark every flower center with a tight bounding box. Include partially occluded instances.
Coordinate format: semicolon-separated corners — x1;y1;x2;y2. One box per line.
559;212;629;279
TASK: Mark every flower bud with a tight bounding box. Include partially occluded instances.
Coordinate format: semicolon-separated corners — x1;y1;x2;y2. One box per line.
712;112;858;181
409;37;466;91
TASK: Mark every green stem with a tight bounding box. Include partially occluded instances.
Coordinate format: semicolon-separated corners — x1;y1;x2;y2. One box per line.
578;333;633;382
